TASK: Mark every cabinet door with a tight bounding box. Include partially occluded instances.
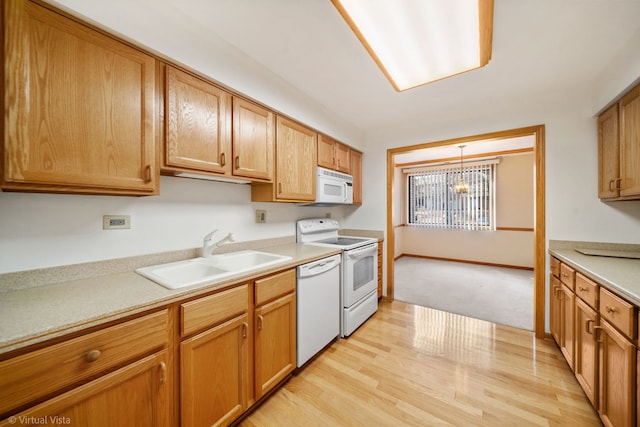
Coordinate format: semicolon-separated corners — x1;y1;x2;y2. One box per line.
335;143;351;173
598;104;620;199
275;117;317;201
575;298;599;408
254;292;296;399
550;275;562;345
619;84;640;198
3;0;158;195
318;134;337;170
232;98;274;181
0;351;169;427
165;65;231;175
351;150;363;204
598;320;636;427
560;283;576;371
181;314;248;427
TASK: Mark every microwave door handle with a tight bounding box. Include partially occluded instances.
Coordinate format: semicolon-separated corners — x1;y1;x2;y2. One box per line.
344;181;348;202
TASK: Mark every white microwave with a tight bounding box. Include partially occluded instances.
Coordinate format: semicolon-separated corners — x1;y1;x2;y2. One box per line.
303;167;353;206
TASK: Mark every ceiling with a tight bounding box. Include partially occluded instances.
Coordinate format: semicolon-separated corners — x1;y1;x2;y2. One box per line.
160;0;640;132
50;0;640;159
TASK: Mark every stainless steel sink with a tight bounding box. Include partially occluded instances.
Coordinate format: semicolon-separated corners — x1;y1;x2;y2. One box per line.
136;250;292;289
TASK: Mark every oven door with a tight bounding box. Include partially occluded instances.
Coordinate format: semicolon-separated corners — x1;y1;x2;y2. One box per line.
343;243;378;307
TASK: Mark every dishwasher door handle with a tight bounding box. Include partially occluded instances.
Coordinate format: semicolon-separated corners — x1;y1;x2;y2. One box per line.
298;255;341;278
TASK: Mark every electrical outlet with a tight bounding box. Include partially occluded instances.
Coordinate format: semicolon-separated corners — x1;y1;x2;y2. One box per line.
255;210;267;223
325;212;332;218
103;215;131;230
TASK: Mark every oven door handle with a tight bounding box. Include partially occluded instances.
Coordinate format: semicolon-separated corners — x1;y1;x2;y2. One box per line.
346;244;377;259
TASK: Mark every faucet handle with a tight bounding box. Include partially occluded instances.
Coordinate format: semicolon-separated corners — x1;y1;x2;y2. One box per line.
228;233;237;242
204;229;218;242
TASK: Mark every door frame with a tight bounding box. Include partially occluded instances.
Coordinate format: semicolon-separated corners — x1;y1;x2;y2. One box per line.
386;125;546;338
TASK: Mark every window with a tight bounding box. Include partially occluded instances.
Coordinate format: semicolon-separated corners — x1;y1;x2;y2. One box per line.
407;162;495;230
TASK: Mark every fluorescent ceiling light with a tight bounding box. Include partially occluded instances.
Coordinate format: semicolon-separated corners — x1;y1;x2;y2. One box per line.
332;0;494;91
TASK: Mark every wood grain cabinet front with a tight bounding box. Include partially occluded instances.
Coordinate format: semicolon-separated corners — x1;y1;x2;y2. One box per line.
164;65;232;176
549;253;639;427
0;310;169;424
318;134;350;174
251;116;317;202
2;0;159;196
179;284;249;427
254;270;296;399
598;81;640;200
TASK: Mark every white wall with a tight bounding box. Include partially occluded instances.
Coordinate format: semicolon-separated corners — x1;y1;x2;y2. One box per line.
0;177;347;273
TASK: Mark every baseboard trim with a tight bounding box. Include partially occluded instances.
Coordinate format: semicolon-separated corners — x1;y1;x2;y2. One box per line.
397;254;534;271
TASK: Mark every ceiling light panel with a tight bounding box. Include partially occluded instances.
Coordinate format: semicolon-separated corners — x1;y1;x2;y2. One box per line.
332;0;493;91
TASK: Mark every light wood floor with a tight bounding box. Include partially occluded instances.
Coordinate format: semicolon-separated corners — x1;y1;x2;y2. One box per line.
239;300;601;426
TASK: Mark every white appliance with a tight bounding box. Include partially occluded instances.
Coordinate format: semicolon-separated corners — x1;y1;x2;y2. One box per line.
296;254;341;367
296;219;378;337
301;167;353;206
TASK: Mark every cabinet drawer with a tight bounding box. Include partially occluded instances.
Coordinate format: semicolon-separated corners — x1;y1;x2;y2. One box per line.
550;257;561;278
575;273;598;309
600;288;636;340
181;284;248;337
559;263;575;290
0;309;168;417
255;269;295;306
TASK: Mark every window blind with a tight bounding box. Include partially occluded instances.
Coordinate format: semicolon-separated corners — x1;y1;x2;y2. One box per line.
407;162;495;230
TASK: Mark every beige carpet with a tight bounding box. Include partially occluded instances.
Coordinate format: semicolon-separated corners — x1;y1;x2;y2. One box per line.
394;256;534;330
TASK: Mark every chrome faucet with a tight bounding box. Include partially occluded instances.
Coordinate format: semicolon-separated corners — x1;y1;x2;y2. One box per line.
202;230;236;258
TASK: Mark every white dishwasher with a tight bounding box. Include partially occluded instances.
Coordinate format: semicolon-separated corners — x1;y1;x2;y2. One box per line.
296;254;341;367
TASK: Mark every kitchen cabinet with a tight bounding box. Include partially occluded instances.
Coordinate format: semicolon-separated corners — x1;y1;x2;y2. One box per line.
549;254;639;427
2;0;159;196
351;150;363;204
559;264;576;370
0;310;169;425
550;257;562;344
597;288;637;427
598;81;640;200
232;97;274;181
318;134;351;173
164;65;232;177
251;116;317;202
180;284;249;427
574;272;599;408
254;270;296;399
619;84;640;198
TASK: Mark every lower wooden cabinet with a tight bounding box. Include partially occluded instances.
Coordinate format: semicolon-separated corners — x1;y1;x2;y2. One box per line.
0;351;169;427
550;255;638;427
0;310;170;425
1;269;299;427
598;320;636;427
180;314;249;427
254;270;297;399
575;298;599;408
559;283;576;371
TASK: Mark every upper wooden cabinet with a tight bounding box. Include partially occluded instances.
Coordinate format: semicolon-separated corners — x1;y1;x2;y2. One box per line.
164;65;232;176
351;150;363;204
251;116;317;202
318;134;351;173
598;82;640;200
2;0;159;195
232;97;274;182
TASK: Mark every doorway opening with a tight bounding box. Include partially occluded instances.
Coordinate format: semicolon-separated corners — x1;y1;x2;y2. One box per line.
385;125;546;338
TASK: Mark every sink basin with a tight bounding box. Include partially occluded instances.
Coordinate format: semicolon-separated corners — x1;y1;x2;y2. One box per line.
136;250;292;290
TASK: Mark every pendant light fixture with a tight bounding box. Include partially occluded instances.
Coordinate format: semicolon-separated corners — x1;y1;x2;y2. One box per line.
454;145;469;194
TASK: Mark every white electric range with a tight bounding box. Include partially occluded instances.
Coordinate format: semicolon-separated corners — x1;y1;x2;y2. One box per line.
296;218;378;337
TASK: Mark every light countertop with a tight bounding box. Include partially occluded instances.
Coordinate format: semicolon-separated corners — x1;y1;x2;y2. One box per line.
548;240;640;307
0;239;340;355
